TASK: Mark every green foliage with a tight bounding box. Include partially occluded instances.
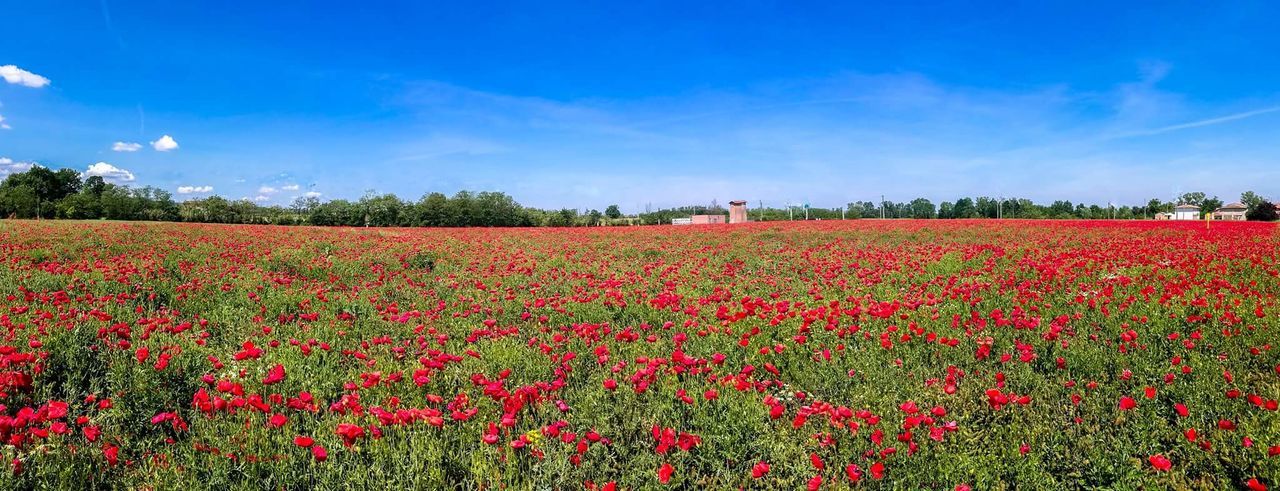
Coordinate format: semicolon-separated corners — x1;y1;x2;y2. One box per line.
1247;201;1278;221
1200;196;1224;217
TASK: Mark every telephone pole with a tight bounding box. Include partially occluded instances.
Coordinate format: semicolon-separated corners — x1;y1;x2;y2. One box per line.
880;195;885;219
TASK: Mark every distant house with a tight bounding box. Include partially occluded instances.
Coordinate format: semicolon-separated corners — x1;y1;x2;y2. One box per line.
1212;202;1248;221
673;215;726;225
1154;212;1173;220
1172;204;1200;220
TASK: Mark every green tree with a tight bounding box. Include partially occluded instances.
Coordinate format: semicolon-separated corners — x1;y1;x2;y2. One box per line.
605;204;622;219
952;198;976;218
445;191;478;226
0;184;38;218
1240;191;1266;215
0;166;82;218
291;196;320;216
1240;191;1264;208
908;198;936;218
411;192;449;227
1247;201;1278;221
548;208;577;227
1199;197;1223;217
1049;200;1073;218
938;201;954;219
1145;198;1164;218
1178;192;1206;207
359;192;404;227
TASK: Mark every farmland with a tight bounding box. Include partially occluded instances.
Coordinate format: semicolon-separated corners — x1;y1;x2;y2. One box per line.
1;219;1278;489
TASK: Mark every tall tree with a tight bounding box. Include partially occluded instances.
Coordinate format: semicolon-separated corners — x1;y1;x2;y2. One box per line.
1145;198;1164;217
908;198;936;218
1178;192;1206;207
1199;196;1223;217
1048;200;1073;217
412;192;449;227
938;201;954;219
952;198;976;218
1240;191;1266;214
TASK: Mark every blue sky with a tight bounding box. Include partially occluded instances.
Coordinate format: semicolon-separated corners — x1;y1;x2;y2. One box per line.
2;1;1279;211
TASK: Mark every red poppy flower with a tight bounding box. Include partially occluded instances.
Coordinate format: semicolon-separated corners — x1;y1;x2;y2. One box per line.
845;464;862;482
751;461;769;479
1149;454;1172;471
263;364;286;385
871;461;886;479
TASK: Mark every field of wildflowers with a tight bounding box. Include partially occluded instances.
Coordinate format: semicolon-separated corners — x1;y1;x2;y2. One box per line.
0;219;1277;489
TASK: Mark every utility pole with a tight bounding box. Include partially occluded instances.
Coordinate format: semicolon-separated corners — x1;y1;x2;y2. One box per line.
880;195;885;219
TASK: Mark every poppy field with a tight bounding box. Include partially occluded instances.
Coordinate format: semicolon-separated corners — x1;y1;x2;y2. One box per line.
1;219;1279;490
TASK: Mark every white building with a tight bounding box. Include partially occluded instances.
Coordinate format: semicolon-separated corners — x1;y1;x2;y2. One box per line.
1212;202;1247;221
1172;204;1200;220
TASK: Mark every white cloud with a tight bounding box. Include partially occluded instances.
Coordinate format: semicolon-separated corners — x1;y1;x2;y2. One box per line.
303;191;322;198
0;65;50;88
281;184;300;191
84;162;136;182
112;141;143;152
176;185;213;194
253;195;271;202
0;114;9;130
0;157;35;175
257;186;277;194
151;134;179;152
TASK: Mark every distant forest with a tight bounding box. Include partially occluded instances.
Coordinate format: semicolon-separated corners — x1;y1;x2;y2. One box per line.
1;165;1276;226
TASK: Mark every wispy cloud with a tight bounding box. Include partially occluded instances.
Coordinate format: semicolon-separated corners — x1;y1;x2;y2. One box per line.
1113;106;1280;139
376;65;1279;209
177;185;213;194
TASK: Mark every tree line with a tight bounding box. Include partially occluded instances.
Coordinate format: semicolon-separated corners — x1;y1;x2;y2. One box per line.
1;165;1276;226
639;193;1277;223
